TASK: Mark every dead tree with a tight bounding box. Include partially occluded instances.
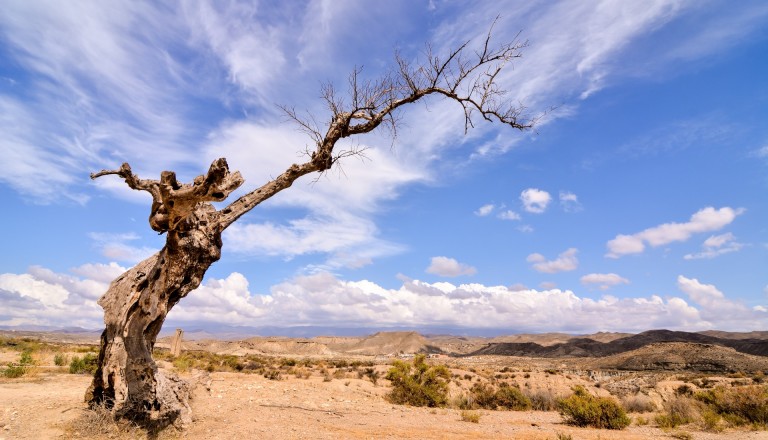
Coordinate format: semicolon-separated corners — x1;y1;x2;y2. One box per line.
87;26;536;428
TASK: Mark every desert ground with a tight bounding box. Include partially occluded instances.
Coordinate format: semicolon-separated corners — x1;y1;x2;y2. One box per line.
1;330;768;439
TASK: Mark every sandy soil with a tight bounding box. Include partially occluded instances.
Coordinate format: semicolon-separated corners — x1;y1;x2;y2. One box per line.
2;369;768;440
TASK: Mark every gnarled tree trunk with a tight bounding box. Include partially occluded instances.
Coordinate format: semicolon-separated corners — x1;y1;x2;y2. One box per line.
87;26;534;429
85;220;221;426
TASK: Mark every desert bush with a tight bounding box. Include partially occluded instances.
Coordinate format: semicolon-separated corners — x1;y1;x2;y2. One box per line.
385;354;450;407
554;433;573;440
460;410;480;423
700;408;724;432
621;394;656;413
526;388;559;411
361;367;381;386
655;397;699;428
675;384;694;397
172;355;194;372
557;386;630;430
53;353;68;366
264;369;282;381
695;385;768;427
464;382;532;411
69;353;98;374
2;349;35;378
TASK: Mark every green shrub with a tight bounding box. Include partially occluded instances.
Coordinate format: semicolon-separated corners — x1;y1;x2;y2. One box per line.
172;355;194;372
385;354;450;407
695;385;768;427
3;349;35;378
53;353;68;366
557;386;630;430
69;353;98;374
3;364;26;378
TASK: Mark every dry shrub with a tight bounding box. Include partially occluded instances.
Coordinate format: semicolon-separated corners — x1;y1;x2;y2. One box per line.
460;410;481;423
385;354;450;407
462;382;532;411
557;386;630;430
655;397;699;428
621;393;656;413
695;385;768;428
525;388;559;411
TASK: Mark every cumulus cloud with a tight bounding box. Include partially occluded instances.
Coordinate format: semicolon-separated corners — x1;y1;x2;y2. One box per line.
2;265;767;332
684;232;745;260
474;204;495;216
0;264;118;328
581;273;630;290
527;248;579;273
559;191;582;212
520;188;551;214
606;207;745;258
426;257;477;277
675;275;762;326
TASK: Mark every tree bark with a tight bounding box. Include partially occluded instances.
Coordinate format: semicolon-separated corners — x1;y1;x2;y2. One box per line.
85;206;222;427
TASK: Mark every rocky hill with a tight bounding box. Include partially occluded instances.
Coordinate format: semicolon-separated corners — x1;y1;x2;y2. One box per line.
467;329;768;358
590;342;768;372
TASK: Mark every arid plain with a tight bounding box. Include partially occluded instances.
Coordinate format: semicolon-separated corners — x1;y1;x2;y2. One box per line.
1;329;768;439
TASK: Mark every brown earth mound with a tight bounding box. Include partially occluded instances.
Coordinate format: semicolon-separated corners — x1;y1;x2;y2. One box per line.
589;342;768;372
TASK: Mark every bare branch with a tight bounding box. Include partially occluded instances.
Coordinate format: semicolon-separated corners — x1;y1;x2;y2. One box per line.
218;22;535;230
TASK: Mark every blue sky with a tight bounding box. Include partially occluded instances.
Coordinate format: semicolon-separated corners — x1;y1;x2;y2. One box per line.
1;0;766;334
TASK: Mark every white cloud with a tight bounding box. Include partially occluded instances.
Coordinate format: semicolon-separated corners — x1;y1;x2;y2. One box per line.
475;204;495;216
606;207;745;258
2;266;766;332
426;257;477;277
527;248;579;273
0;264;112;328
517;225;534;233
580;273;630;291
498;210;521;221
676;275;758;326
88;232;158;264
520;188;551;214
755;145;768;158
684;232;745;260
559;191;582;212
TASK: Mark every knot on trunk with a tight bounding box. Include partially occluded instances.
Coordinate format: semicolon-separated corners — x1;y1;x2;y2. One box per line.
91;158;244;233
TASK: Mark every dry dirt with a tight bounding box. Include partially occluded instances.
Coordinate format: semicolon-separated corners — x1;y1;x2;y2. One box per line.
2;364;767;439
2;331;768;439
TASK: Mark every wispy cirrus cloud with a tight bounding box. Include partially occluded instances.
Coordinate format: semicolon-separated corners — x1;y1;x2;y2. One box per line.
684;232;745;260
606;207;744;258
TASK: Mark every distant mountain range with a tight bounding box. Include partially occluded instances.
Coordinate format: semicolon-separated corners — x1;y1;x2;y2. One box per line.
468;329;768;357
